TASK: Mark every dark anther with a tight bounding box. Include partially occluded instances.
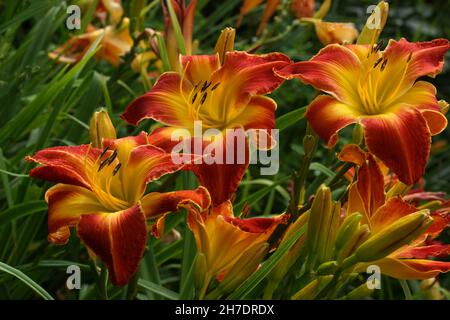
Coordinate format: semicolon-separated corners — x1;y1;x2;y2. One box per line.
100;146;109;158
98;157;109;172
380;59;388;71
407;52;413;62
107;149;118;165
201;81;211;92
373;57;383;68
200;92;207;105
112;163;122;176
192;92;198;103
211;82;220;91
374;40;384;53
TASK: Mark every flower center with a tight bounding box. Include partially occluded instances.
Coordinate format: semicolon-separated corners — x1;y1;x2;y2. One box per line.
85;146;130;211
357;43;412;115
187;80;224;129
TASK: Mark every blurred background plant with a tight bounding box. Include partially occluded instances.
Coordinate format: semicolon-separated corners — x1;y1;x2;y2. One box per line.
0;0;448;300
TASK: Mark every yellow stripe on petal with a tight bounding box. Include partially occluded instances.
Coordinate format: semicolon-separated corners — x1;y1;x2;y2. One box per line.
46;184;107;244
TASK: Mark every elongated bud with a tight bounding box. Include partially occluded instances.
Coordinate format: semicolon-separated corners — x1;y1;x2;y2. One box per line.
357;1;389;45
305;185;332;270
341;282;374;300
354;210;433;262
313;0;331;19
216;242;268;295
214;27;235;65
335;212;363;254
352;123;364;145
438;99;449;114
194;253;208;292
89;109;116;148
292;275;333;300
337;224;371;262
265;211;309;298
386;181;410;199
303;134;316;156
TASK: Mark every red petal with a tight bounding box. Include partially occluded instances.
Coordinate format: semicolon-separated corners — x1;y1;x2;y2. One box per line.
384;38;450;84
361;108;431;185
305;95;358;147
356;153;386;217
77;204;148;286
46;184;106;244
191;130;250;205
26;145;101;189
141;186;211;219
275;44;361;106
121;72;193;126
398;244;450;259
181;54;221;85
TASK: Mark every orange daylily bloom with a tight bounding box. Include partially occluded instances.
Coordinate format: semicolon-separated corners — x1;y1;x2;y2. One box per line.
122;51;291;204
343;149;450;280
26;132;210;286
49;18;133;66
277;38;450;185
302;18;358;45
186;200;287;281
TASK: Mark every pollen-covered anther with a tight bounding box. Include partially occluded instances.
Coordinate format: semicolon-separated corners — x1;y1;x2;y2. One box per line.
200;92;208;105
107;149;118;165
373;57;383;68
380;59;388;71
112;163;122;176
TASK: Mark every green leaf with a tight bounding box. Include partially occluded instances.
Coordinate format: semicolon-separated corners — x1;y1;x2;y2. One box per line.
227;224;307;299
0;262;54;300
276;106;307;131
0;200;47;225
234;176;290;214
137;279;179;300
310;162;335;178
165;0;186;55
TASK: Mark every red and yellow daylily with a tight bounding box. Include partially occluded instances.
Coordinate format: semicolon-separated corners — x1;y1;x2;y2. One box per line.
26;132;210;286
277;38;450;185
340;146;450;279
49;0;133;66
184;200;287;285
122;51;291;204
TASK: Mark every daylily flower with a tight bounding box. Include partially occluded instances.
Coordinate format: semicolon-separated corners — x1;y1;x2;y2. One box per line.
301;18;358;45
49;16;133;66
26;132;210;286
276;38;450;185
96;0;124;25
122;51;291;204
340;147;450;279
185;199;287;289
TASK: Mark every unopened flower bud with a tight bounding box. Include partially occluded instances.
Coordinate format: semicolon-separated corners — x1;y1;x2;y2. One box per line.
354;210;433;262
438;99;449;114
89;109;116;148
214;27;235;65
357;1;389;45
